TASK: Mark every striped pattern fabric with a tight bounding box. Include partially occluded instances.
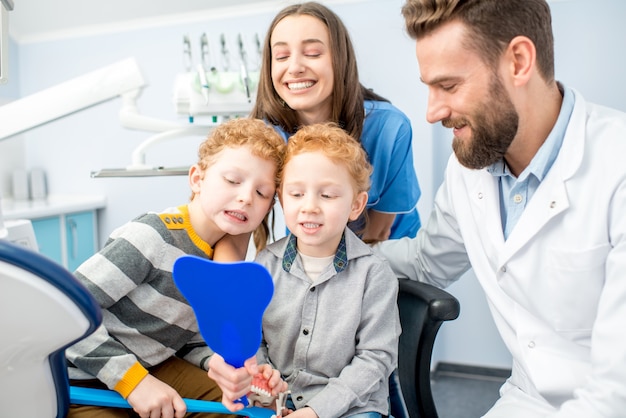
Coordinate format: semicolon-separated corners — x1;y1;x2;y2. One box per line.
66;206;215;394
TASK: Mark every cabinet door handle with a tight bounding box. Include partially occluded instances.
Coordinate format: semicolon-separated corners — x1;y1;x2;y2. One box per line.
68;218;78;260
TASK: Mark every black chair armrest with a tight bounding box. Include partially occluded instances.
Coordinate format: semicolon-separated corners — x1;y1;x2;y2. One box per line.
397;279;460;418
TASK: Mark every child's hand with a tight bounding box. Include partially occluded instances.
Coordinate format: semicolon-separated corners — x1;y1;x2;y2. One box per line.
248;364;291;418
213;232;252;261
287;406;318;418
207;353;258;411
255;363;288;396
248;364;289;407
126;374;186;418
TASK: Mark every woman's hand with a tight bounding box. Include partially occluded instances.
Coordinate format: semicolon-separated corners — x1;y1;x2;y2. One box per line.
361;209;395;244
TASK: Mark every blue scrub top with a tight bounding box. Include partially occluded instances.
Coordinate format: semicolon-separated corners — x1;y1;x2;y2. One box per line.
274;100;421;239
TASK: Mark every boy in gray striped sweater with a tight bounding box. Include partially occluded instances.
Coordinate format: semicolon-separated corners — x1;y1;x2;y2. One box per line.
66;118;285;418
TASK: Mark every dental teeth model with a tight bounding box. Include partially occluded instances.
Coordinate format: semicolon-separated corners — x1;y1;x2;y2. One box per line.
248;373;274;406
247;372;290;418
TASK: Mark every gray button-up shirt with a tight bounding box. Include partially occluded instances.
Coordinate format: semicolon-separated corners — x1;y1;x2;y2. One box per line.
255;228;400;418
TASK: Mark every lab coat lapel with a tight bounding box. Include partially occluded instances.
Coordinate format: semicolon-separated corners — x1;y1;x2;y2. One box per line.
499;89;586;265
467;170;506;255
500;175;570;263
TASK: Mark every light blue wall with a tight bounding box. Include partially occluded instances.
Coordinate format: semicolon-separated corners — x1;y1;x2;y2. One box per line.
0;37;24;197
0;37;19;98
552;0;626;112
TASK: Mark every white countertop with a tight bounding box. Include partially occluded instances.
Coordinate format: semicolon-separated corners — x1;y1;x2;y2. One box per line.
1;194;106;220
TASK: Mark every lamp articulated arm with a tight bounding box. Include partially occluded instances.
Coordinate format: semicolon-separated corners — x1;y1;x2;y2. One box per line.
0;58;147;141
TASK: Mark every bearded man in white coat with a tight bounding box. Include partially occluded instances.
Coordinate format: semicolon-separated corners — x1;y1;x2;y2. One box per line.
377;0;626;417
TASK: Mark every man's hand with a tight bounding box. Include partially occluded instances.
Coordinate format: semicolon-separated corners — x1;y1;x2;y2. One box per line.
126;374;186;418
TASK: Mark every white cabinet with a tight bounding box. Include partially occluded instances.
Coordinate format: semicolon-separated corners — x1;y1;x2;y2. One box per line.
2;195;106;270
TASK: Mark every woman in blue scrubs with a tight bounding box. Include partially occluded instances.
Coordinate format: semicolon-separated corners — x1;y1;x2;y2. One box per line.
252;2;421;243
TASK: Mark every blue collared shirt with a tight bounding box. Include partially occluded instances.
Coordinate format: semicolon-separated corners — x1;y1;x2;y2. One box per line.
488;84;575;240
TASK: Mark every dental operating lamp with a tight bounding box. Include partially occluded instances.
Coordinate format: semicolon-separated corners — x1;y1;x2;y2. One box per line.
0;34;256;178
0;58;147;141
0;57;219;177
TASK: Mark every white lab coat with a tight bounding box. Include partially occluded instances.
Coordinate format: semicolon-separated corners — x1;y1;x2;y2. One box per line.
379;89;626;417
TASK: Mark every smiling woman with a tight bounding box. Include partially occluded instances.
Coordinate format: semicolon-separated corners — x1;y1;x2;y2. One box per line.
252;1;422;244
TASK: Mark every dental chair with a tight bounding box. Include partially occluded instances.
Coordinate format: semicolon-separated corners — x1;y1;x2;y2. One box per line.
0;238;459;418
0;239;102;417
0;240;274;418
396;279;460;418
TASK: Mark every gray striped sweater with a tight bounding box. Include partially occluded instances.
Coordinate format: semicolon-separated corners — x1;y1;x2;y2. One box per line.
66;205;215;397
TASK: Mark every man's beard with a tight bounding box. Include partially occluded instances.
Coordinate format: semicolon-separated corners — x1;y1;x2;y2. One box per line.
446;75;519;170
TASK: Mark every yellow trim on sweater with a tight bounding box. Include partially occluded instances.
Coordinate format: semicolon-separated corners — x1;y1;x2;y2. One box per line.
158;205;214;258
114;362;149;398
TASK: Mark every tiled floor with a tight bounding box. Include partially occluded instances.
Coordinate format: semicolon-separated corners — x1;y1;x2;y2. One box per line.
431;363;510;418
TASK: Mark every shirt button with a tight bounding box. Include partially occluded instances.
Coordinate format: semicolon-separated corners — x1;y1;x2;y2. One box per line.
302;329;309;336
296;395;303;402
528;341;536;348
501;266;507;273
513;194;523;204
310;287;315;292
